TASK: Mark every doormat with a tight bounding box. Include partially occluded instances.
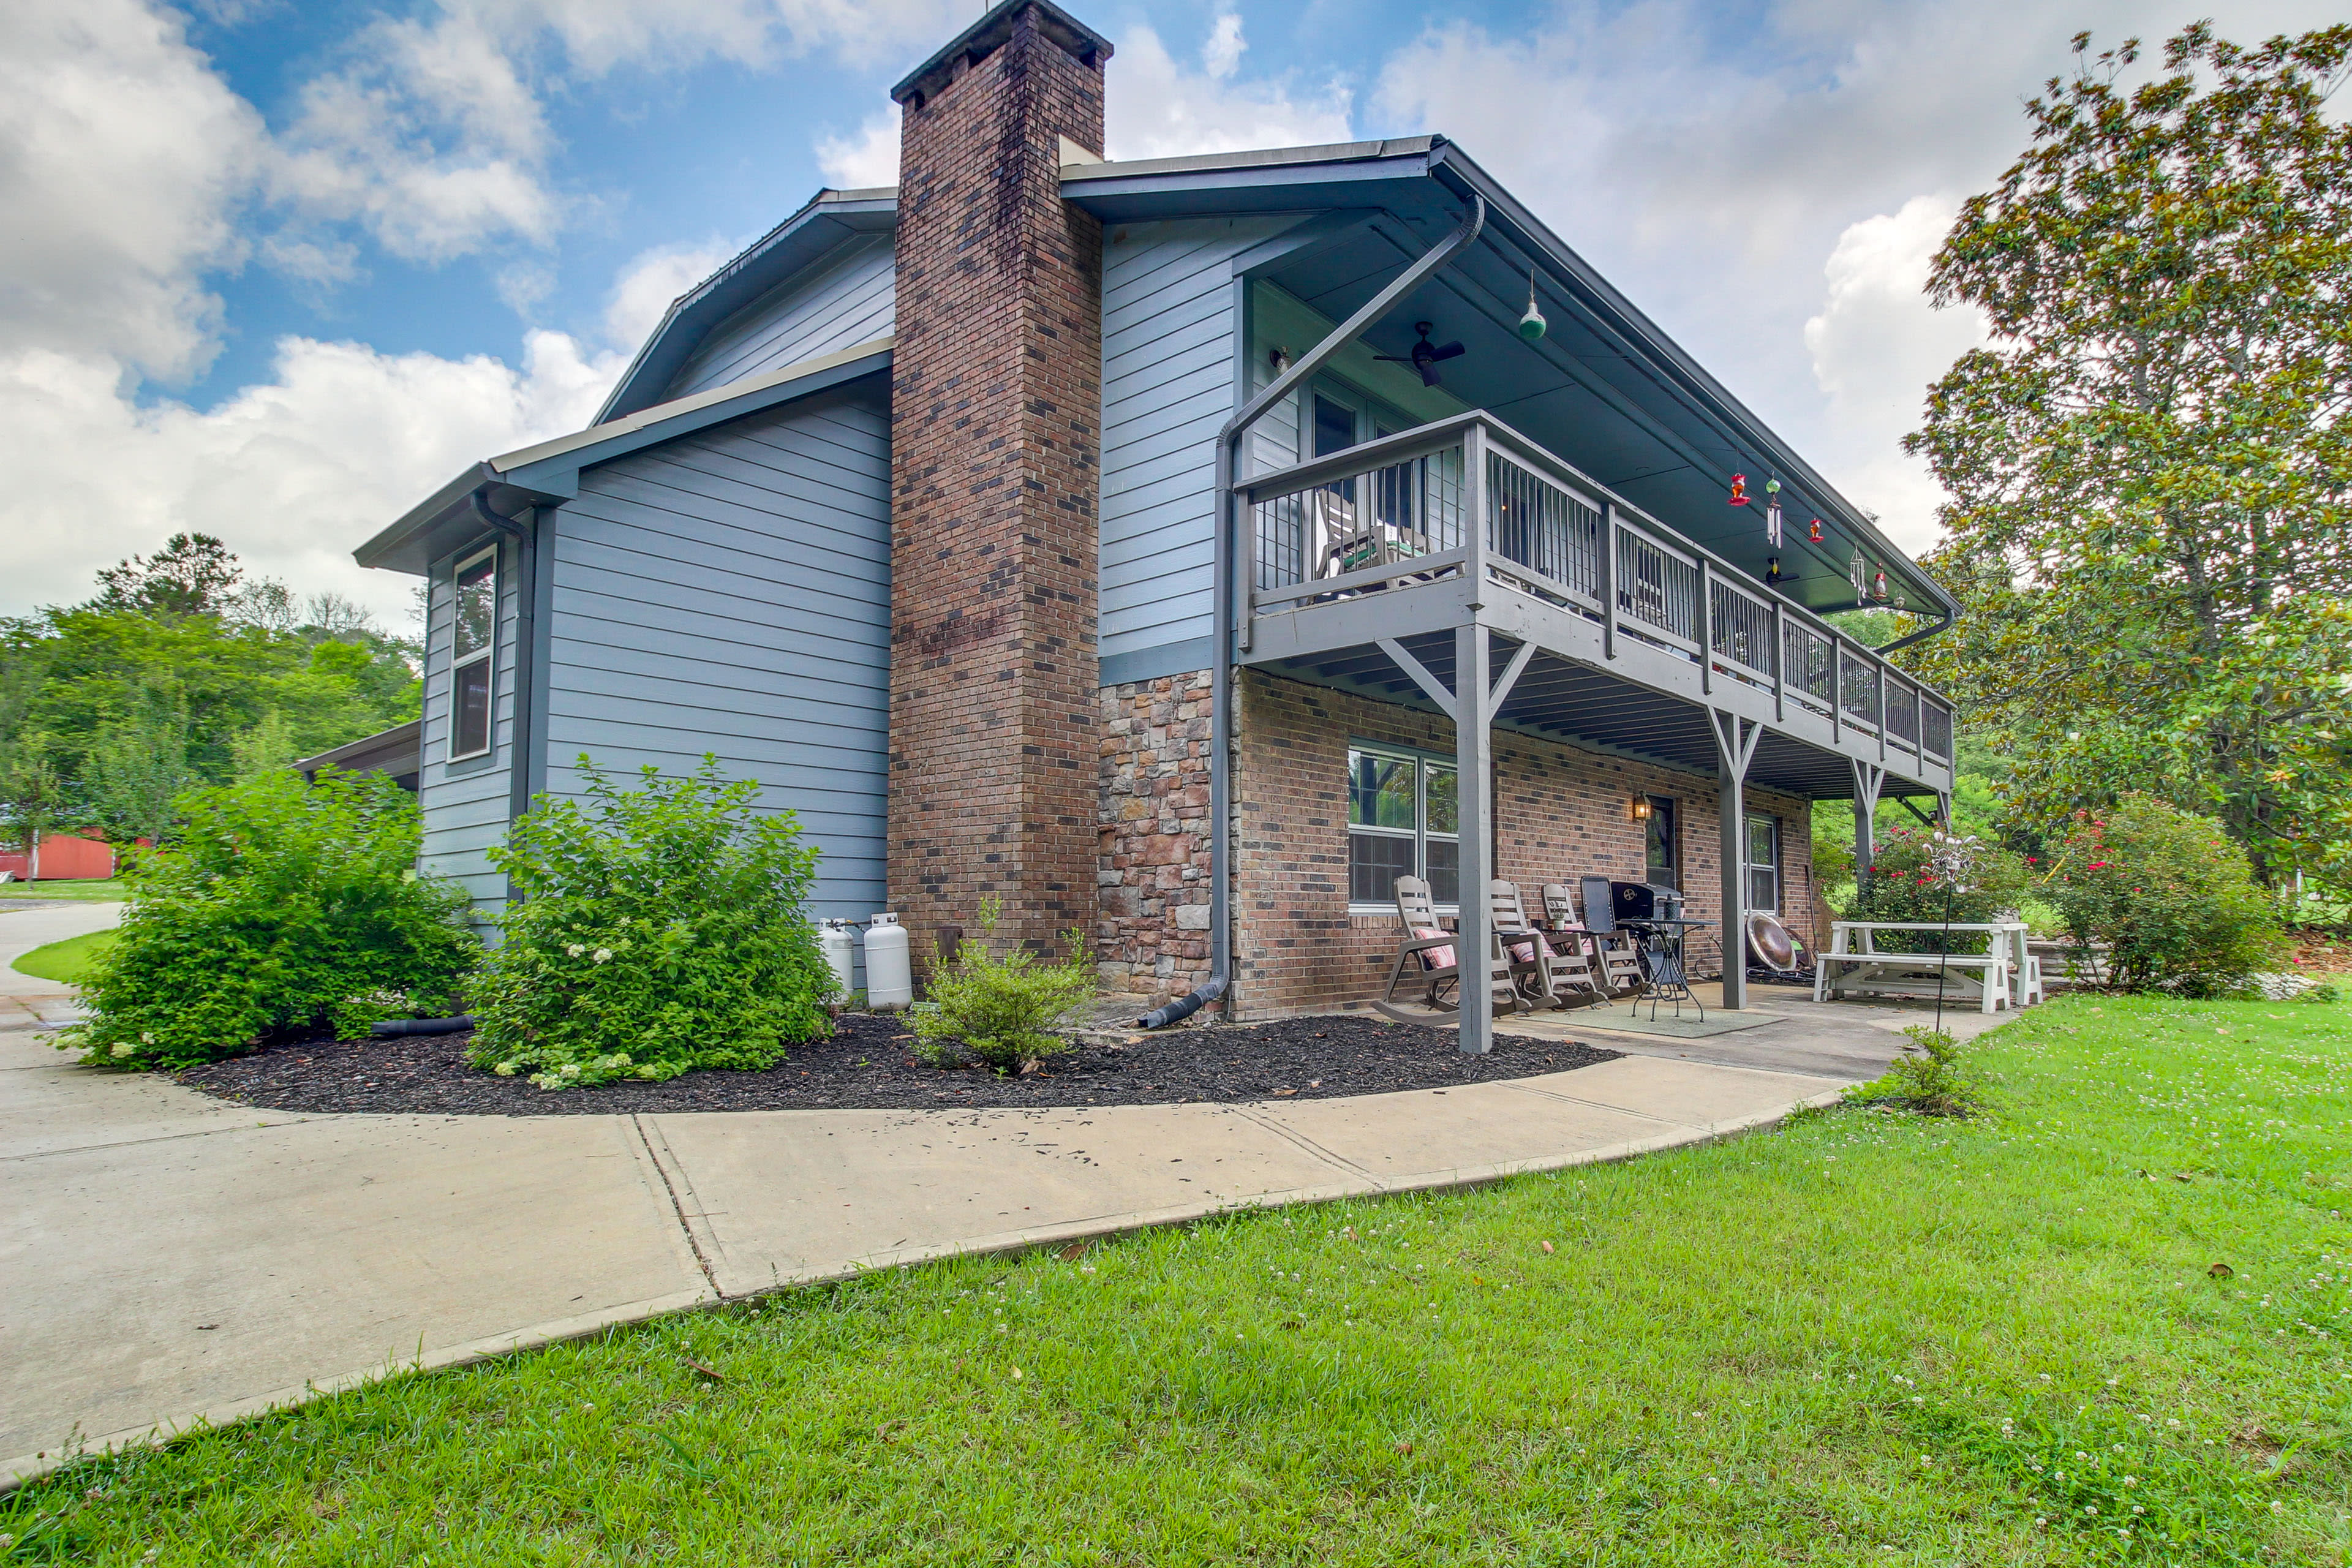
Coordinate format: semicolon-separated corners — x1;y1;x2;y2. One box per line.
1566;1009;1782;1040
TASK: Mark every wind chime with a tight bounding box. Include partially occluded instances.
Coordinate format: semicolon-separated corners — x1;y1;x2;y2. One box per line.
1763;478;1784;548
1849;548;1868;605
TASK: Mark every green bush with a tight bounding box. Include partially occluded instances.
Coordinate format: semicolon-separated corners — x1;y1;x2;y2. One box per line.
1851;826;2032;952
59;768;475;1069
910;899;1093;1072
466;756;836;1090
2046;796;2284;994
1848;1024;1976;1117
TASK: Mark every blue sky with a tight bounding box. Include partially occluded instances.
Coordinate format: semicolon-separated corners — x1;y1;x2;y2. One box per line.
2;0;2339;623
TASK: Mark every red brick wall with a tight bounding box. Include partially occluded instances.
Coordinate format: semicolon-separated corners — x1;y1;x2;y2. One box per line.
1096;669;1214;1006
887;4;1106;963
1227;668;1816;1019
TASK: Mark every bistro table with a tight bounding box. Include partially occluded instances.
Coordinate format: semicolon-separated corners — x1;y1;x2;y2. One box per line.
1622;916;1711;1021
1815;921;2032;1013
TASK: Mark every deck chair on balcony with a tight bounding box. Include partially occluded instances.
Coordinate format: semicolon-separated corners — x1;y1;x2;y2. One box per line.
1308;489;1438;590
1494;881;1605;1010
1543;881;1643;997
1373;875;1521;1024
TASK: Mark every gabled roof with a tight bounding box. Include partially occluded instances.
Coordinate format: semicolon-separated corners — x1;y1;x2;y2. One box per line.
594;187;896;423
356;339;892;575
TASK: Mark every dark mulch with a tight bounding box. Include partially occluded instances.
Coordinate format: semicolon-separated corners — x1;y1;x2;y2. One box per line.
175;1012;1619;1117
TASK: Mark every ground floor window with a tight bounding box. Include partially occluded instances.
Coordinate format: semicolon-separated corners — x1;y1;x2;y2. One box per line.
1347;744;1458;908
1744;812;1781;913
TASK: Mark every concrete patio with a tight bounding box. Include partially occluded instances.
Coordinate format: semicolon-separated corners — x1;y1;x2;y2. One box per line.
2;900;1963;1490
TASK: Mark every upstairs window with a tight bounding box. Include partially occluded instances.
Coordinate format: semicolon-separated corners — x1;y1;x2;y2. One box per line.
1348;744;1458;908
449;546;496;761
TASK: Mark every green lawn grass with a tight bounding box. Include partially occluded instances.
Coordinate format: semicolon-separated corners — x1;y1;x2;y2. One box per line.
0;879;127;902
5;994;2346;1565
8;929;119;985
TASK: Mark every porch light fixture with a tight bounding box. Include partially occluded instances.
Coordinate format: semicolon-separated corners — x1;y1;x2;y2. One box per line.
1517;267;1548;341
1631;796;1653;821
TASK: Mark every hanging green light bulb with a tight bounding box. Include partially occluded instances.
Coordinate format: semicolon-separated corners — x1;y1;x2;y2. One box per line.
1518;266;1547;342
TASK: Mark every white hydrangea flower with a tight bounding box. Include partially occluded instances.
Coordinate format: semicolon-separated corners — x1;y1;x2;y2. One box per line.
565;944;586;958
592;948;612;963
111;1042;137;1058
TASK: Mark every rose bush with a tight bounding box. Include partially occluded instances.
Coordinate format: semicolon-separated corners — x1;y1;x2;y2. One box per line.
2046;796;2283;993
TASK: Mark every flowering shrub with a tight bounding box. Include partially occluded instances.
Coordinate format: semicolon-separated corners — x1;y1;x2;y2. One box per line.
910;899;1093;1072
1848;1024;1975;1116
60;768;476;1069
2046;796;2283;994
466;756;835;1089
1852;826;2030;952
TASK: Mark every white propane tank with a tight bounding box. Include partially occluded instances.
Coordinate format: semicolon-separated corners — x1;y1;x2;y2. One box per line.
862;913;914;1010
819;918;859;1001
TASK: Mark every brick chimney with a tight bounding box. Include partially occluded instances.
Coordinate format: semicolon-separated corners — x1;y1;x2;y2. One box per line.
886;1;1110;962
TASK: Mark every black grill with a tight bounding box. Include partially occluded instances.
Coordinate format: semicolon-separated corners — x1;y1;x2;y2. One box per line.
1610;880;1684;924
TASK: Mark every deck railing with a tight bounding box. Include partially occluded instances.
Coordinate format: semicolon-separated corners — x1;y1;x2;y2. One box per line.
1242;411;1956;766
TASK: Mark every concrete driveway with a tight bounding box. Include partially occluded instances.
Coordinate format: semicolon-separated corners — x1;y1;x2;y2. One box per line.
2;933;1901;1489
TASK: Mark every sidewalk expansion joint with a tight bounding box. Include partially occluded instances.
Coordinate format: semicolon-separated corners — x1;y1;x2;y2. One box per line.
631;1115;723;1296
1226;1105;1382;1183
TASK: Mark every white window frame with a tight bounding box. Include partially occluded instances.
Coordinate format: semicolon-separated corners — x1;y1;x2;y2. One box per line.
1345;741;1460;913
1744;812;1781;914
448;545;497;762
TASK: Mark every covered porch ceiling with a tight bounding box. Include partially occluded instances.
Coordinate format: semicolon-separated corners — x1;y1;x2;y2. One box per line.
1253;219;1940;619
1065;138;1952;620
1259;633;1946;804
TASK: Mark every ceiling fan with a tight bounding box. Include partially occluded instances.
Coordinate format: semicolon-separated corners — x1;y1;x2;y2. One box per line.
1376;322;1465;388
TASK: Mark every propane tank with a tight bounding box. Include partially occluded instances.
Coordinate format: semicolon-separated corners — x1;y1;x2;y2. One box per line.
862;913;914;1010
818;918;859;1001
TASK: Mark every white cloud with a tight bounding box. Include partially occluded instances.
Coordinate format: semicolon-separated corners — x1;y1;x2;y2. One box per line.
1108;19;1354;162
1202;12;1245;82
603;241;742;352
0;0;265;380
816;110;902;189
0;332;625;622
1802;196;1988;551
270;12;561;265
461;0;968;76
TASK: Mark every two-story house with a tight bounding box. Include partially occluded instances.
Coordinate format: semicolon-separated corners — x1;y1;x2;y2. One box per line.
355;0;1959;1051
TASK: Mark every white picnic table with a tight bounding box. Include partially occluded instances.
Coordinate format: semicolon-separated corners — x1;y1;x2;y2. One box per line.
1814;921;2037;1013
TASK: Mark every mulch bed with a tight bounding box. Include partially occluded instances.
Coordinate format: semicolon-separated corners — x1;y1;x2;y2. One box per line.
175;1012;1619;1117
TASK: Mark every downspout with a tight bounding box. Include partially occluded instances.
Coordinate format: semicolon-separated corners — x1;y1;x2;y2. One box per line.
1877;611;1953;656
1139;194;1488;1029
464;488;538;835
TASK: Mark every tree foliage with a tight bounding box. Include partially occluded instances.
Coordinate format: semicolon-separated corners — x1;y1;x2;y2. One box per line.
0;537;421;852
1905;23;2352;887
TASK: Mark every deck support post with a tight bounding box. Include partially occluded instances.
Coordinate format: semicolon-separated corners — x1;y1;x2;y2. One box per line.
1711;710;1763;1011
1851;758;1887;903
1456;620;1494;1057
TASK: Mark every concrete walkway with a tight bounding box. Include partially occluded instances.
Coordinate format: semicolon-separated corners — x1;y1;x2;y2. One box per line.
2;949;1916;1488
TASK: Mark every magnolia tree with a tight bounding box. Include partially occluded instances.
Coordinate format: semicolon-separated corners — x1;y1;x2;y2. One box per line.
1904;23;2352;888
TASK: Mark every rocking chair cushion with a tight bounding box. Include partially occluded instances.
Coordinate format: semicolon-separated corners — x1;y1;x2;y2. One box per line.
1411;928;1456;970
1505;935;1555;963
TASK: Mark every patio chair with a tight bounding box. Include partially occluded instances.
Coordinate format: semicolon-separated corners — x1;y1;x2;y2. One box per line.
1496;881;1605;1009
1545;880;1643;996
1372;875;1521;1024
1309;489;1438;587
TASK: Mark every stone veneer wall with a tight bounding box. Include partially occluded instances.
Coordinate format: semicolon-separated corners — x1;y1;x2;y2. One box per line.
1095;669;1215;1008
1227;668;1817;1020
886;4;1106;963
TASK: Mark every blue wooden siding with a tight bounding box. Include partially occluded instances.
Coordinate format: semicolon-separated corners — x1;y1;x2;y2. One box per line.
1096;216;1303;677
417;530;525;916
536;382;893;946
665;235;895;401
